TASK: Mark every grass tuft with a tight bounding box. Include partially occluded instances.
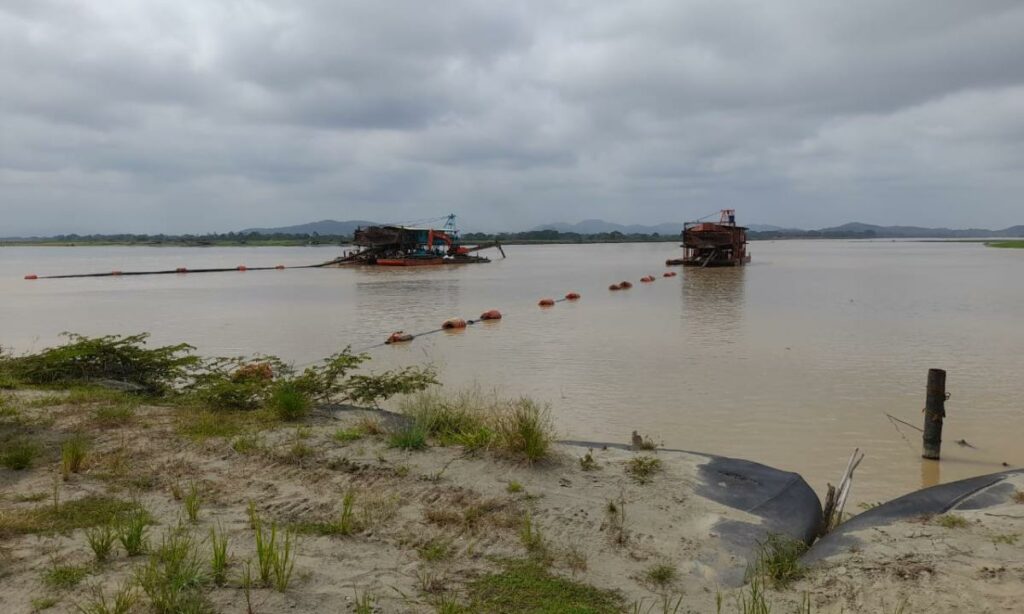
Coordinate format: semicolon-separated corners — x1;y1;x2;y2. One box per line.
74;579;137;614
748;533;807;589
626;456;662;484
644;563;678;589
493;399;554;463
43;562;90;589
210;524;229;585
117;511;150;556
85;523;118;563
183;482;201;523
389;423;428;450
2;438;39;470
268;381;311;422
61;434;90;478
135;527;210;614
935;514;968;529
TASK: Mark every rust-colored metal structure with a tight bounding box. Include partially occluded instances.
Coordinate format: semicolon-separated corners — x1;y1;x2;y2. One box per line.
668;209;750;267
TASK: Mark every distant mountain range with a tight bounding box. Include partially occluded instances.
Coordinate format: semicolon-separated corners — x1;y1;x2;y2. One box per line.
237;219;1023;239
240;219;378;236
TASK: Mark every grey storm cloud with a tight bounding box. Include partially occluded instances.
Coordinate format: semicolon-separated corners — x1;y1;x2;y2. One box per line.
1;0;1023;235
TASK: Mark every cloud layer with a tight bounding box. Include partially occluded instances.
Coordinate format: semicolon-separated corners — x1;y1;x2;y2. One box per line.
2;0;1023;234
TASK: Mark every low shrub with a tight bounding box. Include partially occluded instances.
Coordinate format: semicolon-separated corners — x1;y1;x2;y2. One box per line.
0;333;198;395
626;456;662;484
268;381;310;421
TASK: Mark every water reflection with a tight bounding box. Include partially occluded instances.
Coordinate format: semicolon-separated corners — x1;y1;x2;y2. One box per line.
680;266;747;345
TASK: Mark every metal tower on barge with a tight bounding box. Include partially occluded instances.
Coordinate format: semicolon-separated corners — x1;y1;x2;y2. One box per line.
667;209;750;267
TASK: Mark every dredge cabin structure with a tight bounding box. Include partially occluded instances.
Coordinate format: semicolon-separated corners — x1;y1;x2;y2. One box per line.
668;209;750;267
324;214;503;267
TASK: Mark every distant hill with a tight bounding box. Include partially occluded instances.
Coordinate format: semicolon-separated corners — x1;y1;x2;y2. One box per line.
533;219;684;235
241;219;378;236
809;223;1024;239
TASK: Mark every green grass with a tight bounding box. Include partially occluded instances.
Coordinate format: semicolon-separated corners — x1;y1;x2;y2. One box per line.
60;434;90;478
579;450;597;471
117;511;150;555
644;563;678;589
493;399;554;463
935;514;969;529
507;481;523;493
30;596;59;611
389;423;428;450
42;563;90;588
135;528;210;614
74;580;138;614
0;495;145;536
1;438;40;470
183;482;201;523
418;538;454;562
467;560;622;613
176;409;248;440
210;524;229;585
252;510;298;591
85;523;118;562
333;427;365;443
748;533;807;589
93;401;137;426
986;240;1024;248
626;456;662;484
267;381;311;422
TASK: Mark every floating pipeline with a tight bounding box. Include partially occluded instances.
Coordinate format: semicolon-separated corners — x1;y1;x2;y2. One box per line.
24;263;314;280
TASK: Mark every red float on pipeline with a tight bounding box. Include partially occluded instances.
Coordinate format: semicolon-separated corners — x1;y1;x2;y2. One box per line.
275;265;285;270
480;309;502;320
176;267;188;273
564;292;581;300
237;265;247;271
640;275;655;283
619;281;633;289
538;298;555;307
386;331;414;344
24;274;38;280
442;318;468;329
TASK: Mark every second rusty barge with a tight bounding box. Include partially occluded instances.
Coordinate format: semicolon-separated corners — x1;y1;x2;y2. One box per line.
667;209;750;267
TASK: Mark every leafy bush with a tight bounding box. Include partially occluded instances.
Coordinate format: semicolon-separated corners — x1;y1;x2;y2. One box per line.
0;333;198;395
268;381;311;421
292;350;370;402
344;365;439;408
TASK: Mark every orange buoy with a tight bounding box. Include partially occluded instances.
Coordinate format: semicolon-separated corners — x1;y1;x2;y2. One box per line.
538;298;555;307
565;292;581;300
663;271;677;278
480;309;503;320
386;331;414;344
442;318;467;329
619;281;633;289
24;274;38;280
640;275;655;283
237;265;247;271
176;267;188;273
609;283;621;291
275;265;285;270
111;271;123;276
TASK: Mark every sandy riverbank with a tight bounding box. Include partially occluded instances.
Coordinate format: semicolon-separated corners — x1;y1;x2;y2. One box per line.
2;388;1023;613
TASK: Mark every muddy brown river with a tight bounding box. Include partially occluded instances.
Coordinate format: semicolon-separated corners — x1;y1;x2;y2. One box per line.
3;240;1021;505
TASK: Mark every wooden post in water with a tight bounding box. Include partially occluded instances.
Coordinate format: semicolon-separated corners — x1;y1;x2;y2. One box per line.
922;369;947;460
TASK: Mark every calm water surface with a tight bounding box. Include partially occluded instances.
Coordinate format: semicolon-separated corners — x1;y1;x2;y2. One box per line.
2;241;1022;504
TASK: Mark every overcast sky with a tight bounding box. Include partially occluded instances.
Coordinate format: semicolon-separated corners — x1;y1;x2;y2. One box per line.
2;1;1023;234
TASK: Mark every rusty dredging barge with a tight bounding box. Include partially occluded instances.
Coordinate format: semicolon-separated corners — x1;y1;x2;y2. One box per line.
322;214;504;267
667;209;750;267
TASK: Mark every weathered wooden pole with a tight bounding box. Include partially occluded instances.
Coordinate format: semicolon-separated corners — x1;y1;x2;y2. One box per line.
922;368;947;460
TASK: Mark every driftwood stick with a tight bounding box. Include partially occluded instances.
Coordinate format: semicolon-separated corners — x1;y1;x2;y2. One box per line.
834;449;865;528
